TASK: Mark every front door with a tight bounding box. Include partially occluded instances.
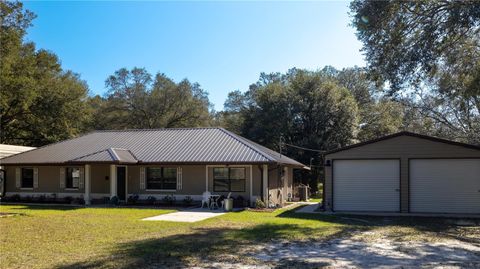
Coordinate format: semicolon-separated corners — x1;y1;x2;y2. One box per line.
117;167;126;201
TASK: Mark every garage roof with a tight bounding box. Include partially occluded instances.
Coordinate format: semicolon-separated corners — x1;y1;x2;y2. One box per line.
326;131;480;155
0;128;306;168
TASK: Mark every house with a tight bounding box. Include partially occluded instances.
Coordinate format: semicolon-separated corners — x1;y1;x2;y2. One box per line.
323;131;480;215
0;144;35;159
0;144;36;196
0;128;308;206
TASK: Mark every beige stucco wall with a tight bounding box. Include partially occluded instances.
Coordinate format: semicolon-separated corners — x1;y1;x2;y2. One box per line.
4;163;294;206
91;164;110;194
324;135;480;212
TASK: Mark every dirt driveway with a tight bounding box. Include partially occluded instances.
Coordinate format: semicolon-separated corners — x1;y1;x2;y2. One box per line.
195;218;480;269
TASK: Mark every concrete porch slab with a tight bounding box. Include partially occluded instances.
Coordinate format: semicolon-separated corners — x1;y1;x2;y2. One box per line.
142;207;226;222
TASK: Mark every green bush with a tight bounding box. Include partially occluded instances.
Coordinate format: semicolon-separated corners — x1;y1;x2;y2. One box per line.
255;198;266;209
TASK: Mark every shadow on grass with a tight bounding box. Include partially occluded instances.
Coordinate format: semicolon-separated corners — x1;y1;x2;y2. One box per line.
278;209;480;245
52;207;480;268
0;204;82;211
54;222;352;269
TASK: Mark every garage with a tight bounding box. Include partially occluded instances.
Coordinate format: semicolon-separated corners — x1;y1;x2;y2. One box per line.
410;159;480;214
324;131;480;215
333;160;400;212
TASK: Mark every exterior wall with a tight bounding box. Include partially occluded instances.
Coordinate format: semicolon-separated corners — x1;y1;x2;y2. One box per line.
91;164;110;195
324;135;480;212
3;163;294;207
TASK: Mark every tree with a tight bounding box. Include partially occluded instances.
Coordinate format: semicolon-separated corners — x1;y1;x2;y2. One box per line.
223;69;359;192
0;1;91;146
350;0;480;144
91;68;212;130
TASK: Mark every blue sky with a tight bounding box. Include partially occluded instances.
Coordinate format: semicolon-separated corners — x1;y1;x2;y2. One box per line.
24;1;365;111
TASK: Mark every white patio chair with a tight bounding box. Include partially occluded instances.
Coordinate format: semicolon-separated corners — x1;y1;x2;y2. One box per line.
201;191;211;208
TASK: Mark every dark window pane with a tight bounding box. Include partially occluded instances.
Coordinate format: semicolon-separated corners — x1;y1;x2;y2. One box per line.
66;167;80;189
213;168;228;179
214;178;229;192
163;168;177;179
230;178;245;192
147;167;176;190
21;168;33;188
230;168;245;179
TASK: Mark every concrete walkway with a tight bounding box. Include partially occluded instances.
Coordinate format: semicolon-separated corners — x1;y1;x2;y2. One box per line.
295;202;319;213
142;207;226;223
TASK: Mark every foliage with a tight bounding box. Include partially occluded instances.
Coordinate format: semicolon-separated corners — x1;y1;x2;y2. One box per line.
146;196;157;205
127;194;139;205
0;1;91;146
109;196;119;206
255;198;266;209
350;0;480;144
90;68;213;130
162;194;176;206
183;196;194;206
220;69;359;191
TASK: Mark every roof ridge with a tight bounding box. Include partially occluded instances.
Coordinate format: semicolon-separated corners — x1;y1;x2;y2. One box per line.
70;148;114;162
326;131;480;155
0;131;97;162
218;128;276;162
92;127;220;133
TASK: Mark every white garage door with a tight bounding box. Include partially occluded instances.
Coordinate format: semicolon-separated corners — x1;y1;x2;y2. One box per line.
333;160;400;212
410;159;480;214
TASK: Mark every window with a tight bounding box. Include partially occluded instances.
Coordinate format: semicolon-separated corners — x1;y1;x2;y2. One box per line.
213;167;246;192
66;167;80;189
21;168;34;189
146;167;177;190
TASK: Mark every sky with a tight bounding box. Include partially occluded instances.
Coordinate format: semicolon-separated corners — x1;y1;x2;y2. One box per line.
24;1;365;111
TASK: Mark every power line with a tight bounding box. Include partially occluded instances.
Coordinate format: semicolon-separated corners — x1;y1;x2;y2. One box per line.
284;143;326;153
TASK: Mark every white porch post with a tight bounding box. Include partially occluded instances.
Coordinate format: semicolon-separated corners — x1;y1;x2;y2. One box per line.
262;164;269;206
110;164;117;198
84;164;91;205
205;166;209;192
249;165;253;206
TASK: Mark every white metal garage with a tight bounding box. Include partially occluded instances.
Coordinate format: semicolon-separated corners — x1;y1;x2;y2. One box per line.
410;159;480;214
333;159;400;212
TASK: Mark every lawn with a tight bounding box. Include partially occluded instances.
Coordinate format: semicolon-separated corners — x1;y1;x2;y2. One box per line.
1;204;478;268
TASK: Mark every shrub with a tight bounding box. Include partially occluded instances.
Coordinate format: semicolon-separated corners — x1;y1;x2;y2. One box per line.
11;194;20;202
162;194;176;206
73;197;85;205
255;198;266;209
127;194;139;204
183;196;193;206
146;196;156;205
37;195;46;203
23;196;32;202
233;195;245;208
50;193;57;202
64;196;73;204
109;196;119;205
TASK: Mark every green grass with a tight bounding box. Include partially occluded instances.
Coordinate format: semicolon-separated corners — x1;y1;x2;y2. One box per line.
0;204;475;268
308;198;322;203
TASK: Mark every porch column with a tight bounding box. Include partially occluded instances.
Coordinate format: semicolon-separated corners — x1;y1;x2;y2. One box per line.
262;164;269;206
205;166;209;192
110;164;117;198
249;165;253;206
84;164;91;205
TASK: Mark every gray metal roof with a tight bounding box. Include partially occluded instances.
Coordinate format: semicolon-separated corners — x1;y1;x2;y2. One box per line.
70;148;138;164
0;128;306;167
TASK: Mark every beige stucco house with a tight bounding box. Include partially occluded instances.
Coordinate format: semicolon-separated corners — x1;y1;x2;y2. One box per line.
324;132;480;215
0;128;307;206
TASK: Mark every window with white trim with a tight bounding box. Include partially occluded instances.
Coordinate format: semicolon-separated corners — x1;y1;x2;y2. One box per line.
21;168;34;188
213;167;246;192
146;167;176;190
66;167;80;189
